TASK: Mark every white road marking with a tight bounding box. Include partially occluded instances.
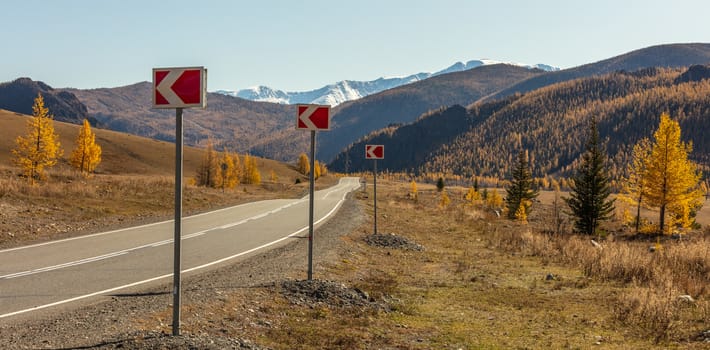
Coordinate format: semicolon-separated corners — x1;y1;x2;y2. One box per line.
0;183;355;280
0;199;306;280
0;251;129;279
0;182;355;319
0;200;265;254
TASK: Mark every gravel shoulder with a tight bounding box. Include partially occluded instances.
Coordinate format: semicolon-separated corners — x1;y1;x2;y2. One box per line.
0;193;364;349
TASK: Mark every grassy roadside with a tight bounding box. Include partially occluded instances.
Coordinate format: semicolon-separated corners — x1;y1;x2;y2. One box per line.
0;164;336;250
135;179;708;349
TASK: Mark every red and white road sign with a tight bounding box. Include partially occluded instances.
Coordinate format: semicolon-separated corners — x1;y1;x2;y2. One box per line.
153;67;207;109
365;144;384;159
296;104;330;130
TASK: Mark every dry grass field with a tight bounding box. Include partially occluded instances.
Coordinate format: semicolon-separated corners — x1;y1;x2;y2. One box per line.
128;180;708;349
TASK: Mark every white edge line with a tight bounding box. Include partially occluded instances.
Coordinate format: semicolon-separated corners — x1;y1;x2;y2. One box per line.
0;182;355;320
0;199;290;254
0;180;354;280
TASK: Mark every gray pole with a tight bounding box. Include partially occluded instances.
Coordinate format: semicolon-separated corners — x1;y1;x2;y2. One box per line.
373;159;377;235
307;130;315;280
172;108;183;336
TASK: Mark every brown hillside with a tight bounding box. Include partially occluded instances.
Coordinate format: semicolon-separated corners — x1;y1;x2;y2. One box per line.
0;109;299;180
0;109;204;176
64;82;296;161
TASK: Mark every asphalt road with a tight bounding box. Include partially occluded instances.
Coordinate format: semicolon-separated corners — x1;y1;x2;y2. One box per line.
0;177;361;320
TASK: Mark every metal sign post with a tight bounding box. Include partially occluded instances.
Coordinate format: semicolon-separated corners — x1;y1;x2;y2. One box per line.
365;145;384;235
307;130;315;280
295;104;330;281
373;159;377;235
172;107;183;336
152;66;206;337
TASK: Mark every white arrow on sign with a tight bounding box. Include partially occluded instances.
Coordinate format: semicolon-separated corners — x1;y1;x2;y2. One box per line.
155;70;185;106
298;105;320;130
366;147;378;159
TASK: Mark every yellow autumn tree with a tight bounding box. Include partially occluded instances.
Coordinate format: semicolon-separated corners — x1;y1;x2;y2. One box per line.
439;190;451;208
619;138;651;233
195;139;218;187
515;202;528;223
297;153;310;175
70;119;102;176
409;180;418;200
216;150;239;190
314;160;322;180
644;113;703;233
12;93;63;183
269;169;278;182
486;189;503;210
464;187;481;206
242;154;261;185
232;153;243;183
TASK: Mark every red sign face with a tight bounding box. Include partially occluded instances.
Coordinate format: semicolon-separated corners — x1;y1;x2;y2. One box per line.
365;145;384;159
296;104;330;130
153;67;207;109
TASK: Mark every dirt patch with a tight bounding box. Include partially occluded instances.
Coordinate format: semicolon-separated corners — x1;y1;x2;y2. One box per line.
364;233;424;251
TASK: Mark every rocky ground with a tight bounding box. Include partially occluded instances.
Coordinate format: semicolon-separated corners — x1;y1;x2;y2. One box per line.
0;195;364;349
363;233;423;251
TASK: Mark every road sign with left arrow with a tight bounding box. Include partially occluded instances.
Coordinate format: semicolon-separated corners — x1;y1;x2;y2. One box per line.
296;104;330;130
151;65;207;336
153;67;207;109
365;144;384;159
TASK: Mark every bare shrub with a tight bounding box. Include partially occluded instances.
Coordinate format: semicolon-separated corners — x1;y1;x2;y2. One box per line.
452;205;466;223
615;279;680;342
590;243;656;283
0;177;19;199
659;240;709;298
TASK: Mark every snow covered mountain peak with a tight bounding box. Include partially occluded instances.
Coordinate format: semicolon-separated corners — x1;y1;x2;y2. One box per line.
216;59;558;106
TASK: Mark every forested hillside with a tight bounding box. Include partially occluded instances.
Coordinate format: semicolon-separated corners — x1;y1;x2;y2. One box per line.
0;78;91;125
331;66;710;182
483;43;710;102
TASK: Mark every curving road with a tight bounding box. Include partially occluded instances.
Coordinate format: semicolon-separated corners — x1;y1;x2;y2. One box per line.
0;177;361;320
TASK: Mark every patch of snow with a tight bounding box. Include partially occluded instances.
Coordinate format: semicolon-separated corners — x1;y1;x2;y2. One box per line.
214;59;559;105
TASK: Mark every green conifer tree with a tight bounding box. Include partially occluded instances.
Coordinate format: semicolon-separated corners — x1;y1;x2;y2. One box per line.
505;150;538;219
564;117;615;235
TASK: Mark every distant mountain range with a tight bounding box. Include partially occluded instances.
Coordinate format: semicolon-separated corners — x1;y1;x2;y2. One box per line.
215;59;559;106
1;43;709;176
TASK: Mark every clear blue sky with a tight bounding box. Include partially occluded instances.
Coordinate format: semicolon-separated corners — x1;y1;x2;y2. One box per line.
1;0;707;92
